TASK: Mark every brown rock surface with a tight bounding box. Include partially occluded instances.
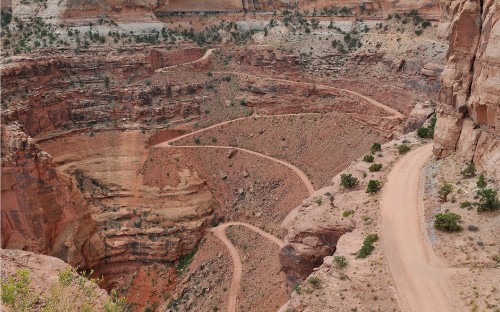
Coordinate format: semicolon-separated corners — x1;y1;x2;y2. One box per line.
434;0;500;179
1;124;105;267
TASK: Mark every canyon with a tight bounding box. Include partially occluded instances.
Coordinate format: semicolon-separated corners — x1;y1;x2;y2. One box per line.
1;0;499;311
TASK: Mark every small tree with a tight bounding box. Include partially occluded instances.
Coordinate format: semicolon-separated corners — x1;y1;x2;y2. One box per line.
474;188;500;212
366;180;381;193
476;174;487;188
370;143;382;154
438;183;453;202
340;174;359;189
434;212;462;232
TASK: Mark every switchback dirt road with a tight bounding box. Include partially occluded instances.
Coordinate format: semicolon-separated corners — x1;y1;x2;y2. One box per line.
381;143;459;312
212;222;284;312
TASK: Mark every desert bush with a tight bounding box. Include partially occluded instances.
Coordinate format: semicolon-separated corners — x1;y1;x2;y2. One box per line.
460;201;472;209
333;256;348;268
460;163;476;178
476;174;487;189
342;210;355;217
467;225;479;232
438;183;453;202
1;269;38;311
370;143;382;154
474;188;500;212
357;234;378;258
397;144;411;155
314;196;323;205
368;163;383;172
340;174;359;189
417;127;428;138
366;180;381;193
307;276;320;286
363;154;374;163
193;137;201;144
434;212;462;232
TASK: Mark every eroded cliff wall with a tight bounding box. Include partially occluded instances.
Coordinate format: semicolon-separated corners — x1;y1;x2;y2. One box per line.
1;123;105;267
434;0;500;179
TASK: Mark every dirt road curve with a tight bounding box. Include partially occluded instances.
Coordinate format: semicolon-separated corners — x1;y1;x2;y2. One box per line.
212;222;284;312
155;143;314;195
381;144;459;312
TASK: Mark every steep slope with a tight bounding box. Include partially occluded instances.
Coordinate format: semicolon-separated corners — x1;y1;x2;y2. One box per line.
434;0;500;179
1;124;105;268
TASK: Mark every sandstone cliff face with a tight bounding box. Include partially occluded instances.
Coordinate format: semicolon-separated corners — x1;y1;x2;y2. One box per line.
434;0;500;179
1;124;105;267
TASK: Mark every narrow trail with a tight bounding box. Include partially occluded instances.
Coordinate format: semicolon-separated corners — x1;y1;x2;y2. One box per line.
154;144;314;195
381;144;459;312
211;222;284;312
212;71;404;120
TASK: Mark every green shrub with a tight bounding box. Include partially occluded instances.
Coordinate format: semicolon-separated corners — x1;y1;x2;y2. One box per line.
342;210;355;217
397;144;411;155
474;188;500;212
438;183;453;202
307;276;320;285
434;212;462;232
314;196;323;205
417;127;428;138
357;234;378;258
460;201;472;209
363;154;374;162
476;174;487;188
370;143;382;154
58;266;74;287
193;137;201;144
1;269;38;311
333;256;348;268
340;174;359;189
366;180;381;193
460;163;476;178
368;163;383;172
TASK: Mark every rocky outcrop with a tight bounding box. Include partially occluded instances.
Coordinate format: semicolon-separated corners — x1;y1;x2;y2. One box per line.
1;123;105;267
280;195;353;290
0;48;205;137
0;249;110;311
434;0;500;179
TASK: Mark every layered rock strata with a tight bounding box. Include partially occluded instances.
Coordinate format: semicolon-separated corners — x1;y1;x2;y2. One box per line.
434;0;500;179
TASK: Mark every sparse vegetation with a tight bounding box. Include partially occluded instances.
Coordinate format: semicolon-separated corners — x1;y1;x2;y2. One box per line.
314;196;323;205
397;144;411;155
460;163;476;178
370;143;382;154
368;163;383;172
434;212;462;232
340;173;359;189
438;183;453;202
366;180;381;193
363;154;374;162
474;188;500;212
307;276;320;286
357;234;378;258
476;174;487;189
333;256;348;268
342;210;355;217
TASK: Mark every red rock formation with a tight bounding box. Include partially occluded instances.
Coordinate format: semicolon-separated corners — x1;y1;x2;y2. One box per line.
434;0;500;179
1;123;105;267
